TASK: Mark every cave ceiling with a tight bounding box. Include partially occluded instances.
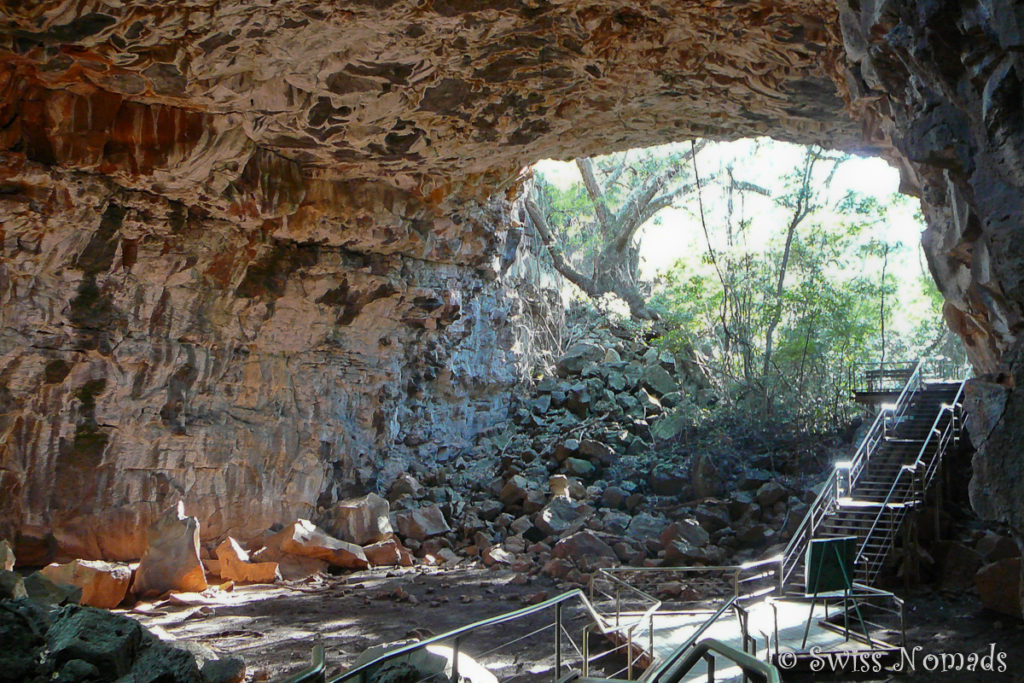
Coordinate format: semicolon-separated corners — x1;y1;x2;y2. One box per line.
0;0;869;219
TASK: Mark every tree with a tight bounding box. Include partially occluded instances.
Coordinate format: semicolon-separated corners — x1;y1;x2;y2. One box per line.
524;144;707;319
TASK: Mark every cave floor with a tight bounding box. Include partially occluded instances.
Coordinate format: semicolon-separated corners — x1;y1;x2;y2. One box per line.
123;568;1024;682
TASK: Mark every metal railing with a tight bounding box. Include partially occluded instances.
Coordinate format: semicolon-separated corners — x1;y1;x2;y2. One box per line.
328;590;599;683
780;361;923;590
767;584;905;658
853;361;918;393
854;377;968;583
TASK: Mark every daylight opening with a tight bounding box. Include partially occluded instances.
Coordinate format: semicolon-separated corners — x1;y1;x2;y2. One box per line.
524;138;967;434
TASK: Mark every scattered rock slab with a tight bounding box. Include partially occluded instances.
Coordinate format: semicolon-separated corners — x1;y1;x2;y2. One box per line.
132;501;208;597
323;493;394;545
40;559;132;608
363;538;413;567
552;531;617;572
266;520;368;569
215;538;280;584
535;498;587;537
393;506;451;541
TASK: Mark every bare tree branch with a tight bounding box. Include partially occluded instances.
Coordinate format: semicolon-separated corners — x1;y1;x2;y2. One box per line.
575;157;614;235
524;196;598;296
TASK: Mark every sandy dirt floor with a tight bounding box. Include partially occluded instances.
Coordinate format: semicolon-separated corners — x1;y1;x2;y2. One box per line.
124;567;1024;682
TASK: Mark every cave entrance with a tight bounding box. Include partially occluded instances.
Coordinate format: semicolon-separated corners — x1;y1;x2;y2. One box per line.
523;137;966;435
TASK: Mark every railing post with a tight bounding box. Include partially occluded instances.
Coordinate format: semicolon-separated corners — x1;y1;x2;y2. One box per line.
451;636;461;683
582;627;589;677
554;602;562;683
703;653;715;682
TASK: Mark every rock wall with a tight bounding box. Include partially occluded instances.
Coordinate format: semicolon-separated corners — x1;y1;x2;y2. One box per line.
836;0;1024;542
0;157;541;562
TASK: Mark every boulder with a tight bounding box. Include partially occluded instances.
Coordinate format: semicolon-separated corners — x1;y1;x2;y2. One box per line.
265;520;368;569
625;513;665;544
0;539;14;571
695;505;731;532
601;486;627;509
651;412;687;441
691;452;722;498
499;475;531;506
565;457;596;478
132;501;208;597
364;539;413;567
323;493;393;545
756;482;787;507
45;605;202;682
578;439;616;466
660;519;710;548
648;468;687;496
640;365;678;397
935;541;985;591
24;572;83;605
215;537;280;584
976;533;1020;562
393;506;451;541
388;474;423;501
548;474;570;498
201;657;247;683
39;559;132;608
557;343;605;376
975;558;1022;618
535;498;587;537
664;540;722;566
552;531;618;572
0;569;27;599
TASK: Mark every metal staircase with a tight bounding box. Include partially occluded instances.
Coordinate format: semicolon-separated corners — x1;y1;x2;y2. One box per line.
780;360;969;593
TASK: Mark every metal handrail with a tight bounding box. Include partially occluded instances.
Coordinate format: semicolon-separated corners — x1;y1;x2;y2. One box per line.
282;645;326;683
329;590;599;683
853;376;968;580
644;596;738;683
649;636;781;683
780;360;923;590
